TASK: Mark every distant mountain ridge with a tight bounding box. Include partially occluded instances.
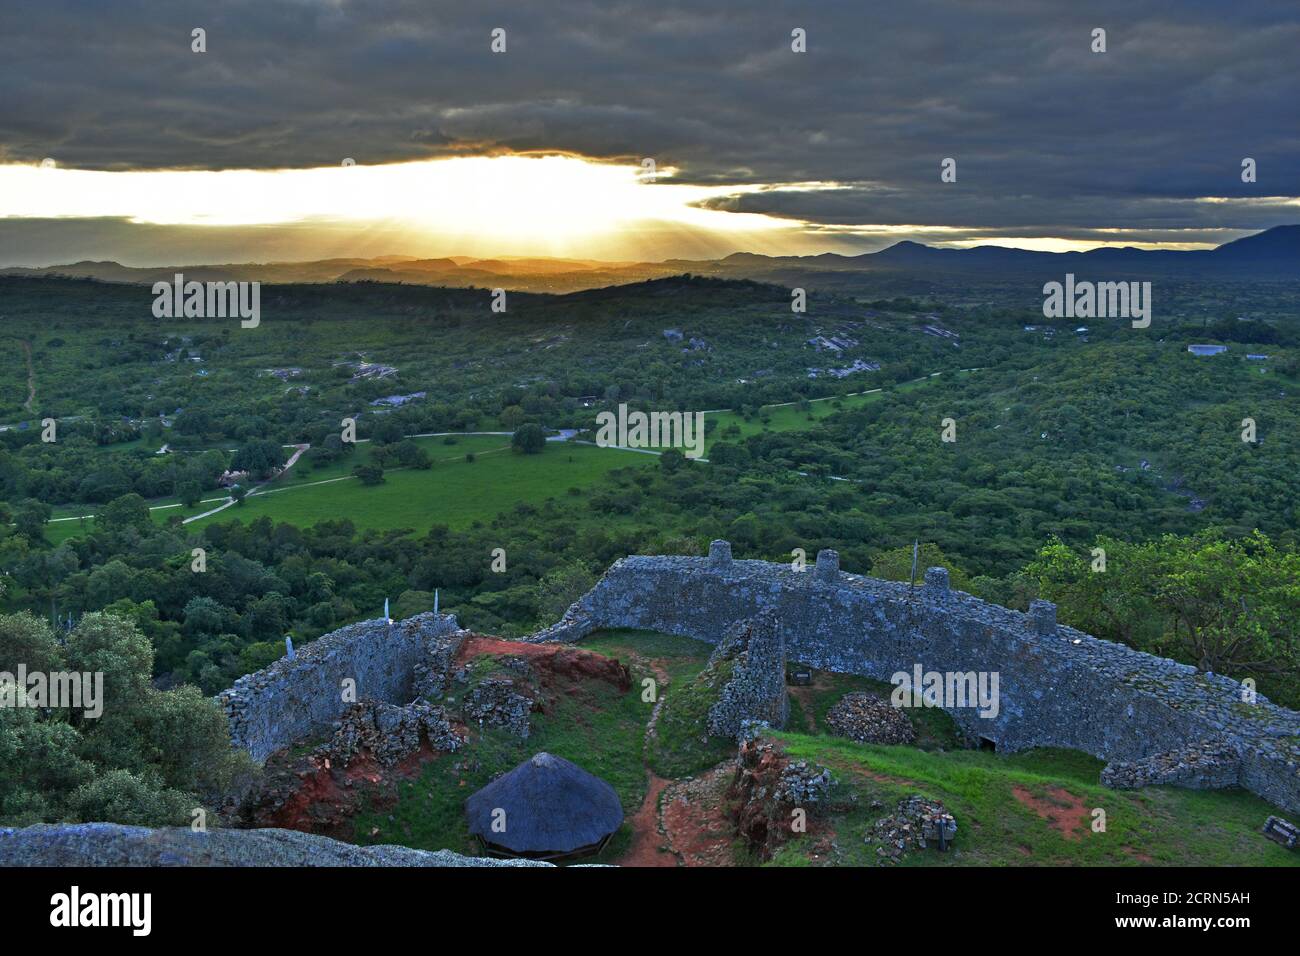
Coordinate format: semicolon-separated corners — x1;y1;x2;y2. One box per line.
3;225;1296;291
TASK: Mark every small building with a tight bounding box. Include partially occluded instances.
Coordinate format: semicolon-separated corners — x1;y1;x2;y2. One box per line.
1187;344;1228;356
1247;354;1269;361
465;752;623;860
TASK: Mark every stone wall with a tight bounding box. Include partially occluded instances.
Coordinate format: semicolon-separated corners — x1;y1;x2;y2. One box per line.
706;610;789;738
528;542;1300;813
218;612;464;763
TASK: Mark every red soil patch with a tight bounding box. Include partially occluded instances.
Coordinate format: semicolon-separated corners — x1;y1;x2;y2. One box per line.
455;636;631;691
615;772;677;867
250;743;442;839
662;762;737;866
1012;785;1091;842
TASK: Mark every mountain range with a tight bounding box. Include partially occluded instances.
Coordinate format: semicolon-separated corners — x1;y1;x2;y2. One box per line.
4;225;1296;294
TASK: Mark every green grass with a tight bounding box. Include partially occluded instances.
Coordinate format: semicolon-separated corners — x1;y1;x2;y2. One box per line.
339;628;1296;867
764;732;1300;867
703;370;972;451
648;654;738;778
789;670;965;749
350;648;658;863
41;435;653;542
195;440;649;534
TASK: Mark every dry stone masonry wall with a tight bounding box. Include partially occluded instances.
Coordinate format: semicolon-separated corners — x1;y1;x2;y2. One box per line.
528;542;1300;814
219;611;466;763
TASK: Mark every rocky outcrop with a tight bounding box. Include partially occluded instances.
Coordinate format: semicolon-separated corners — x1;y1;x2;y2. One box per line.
317;699;462;767
731;735;833;860
826;692;916;745
461;676;534;738
0;823;550;867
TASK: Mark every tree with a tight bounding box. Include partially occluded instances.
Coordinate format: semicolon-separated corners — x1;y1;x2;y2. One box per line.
512;423;546;455
97;493;151;536
534;562;597;624
0;611;254;826
177;480;202;507
659;448;685;473
1029;532;1300;706
231;439;283;479
353;463;385;485
870;543;974;593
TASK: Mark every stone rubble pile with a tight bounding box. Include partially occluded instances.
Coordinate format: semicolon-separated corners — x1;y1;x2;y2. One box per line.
316;699;462;767
460;676;534;738
867;794;958;863
775;759;834;808
826;692;916;745
1261;815;1298;850
413;629;470;699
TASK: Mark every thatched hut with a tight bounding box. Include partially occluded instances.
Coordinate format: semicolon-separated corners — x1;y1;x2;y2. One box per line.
465;752;623;860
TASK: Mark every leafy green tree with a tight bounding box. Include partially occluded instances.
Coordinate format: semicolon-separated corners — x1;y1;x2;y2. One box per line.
1029;531;1300;705
534;561;597;624
871;543;974;593
353;463;385;485
512;423;546;455
97;493;152;535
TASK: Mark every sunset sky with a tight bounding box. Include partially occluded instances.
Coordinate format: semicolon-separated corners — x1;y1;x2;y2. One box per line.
1;0;1297;266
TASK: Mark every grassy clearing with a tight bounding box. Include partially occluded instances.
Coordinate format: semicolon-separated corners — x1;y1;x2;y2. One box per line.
351;662;651;863
192;440;649;534
703;370;970;451
42;435;652;542
766;732;1299;867
648;655;738;778
787;670;965;749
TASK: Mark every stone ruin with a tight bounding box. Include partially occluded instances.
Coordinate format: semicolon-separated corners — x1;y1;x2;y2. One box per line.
705;609;790;739
523;541;1300;814
211;541;1300;815
218;611;468;763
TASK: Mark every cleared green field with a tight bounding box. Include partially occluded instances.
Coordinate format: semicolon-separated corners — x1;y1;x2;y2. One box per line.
42;373;975;543
42;434;650;541
706;390;882;447
703;371;965;450
185;439;650;533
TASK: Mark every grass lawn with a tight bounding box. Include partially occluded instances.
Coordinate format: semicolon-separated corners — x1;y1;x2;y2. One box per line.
41;434;652;541
703;369;972;452
766;732;1300;866
189;439;650;534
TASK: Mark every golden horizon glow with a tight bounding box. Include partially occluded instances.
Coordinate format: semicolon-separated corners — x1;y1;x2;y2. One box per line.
0;154;818;259
0;156;1277;260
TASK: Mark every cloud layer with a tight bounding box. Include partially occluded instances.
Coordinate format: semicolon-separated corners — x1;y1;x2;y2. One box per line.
2;0;1298;259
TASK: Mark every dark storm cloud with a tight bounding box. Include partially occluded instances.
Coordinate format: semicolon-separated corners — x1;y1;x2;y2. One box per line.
1;0;1298;249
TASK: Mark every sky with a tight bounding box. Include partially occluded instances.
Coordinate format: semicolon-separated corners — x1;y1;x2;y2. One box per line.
1;0;1298;266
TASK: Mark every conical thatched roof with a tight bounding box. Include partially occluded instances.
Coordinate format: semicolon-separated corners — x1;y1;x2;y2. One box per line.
465;752;623;857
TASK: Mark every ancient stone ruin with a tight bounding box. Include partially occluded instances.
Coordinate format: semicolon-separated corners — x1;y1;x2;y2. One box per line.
218;611;467;763
526;541;1300;814
212;542;1300;816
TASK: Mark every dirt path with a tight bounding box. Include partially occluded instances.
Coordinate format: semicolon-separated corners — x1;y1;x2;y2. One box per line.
183;443;309;524
615;772;677;867
614;656;684;867
20;340;34;412
1011;785;1091;841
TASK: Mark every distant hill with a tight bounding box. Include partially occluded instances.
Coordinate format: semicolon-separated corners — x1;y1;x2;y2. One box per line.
3;225;1296;291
